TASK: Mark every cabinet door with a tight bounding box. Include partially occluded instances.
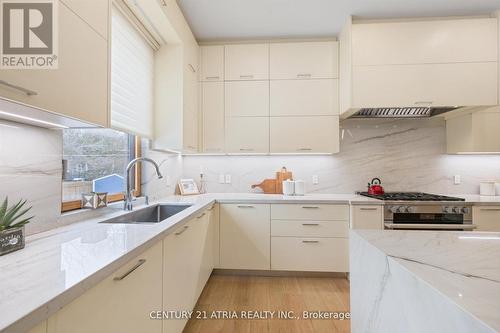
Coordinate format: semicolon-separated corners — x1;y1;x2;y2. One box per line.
210;204;220;268
183;65;199;152
27;321;47;333
201;45;224;81
225;44;269;80
195;210;213;300
225;117;269;153
163;221;198;333
48;243;162;333
271;237;349;272
352;62;498;108
270;116;339;153
225;80;269;117
202;82;225;153
473;206;500;232
351;205;384;229
270;79;338;116
270;41;338;79
0;2;108;126
220;204;271;270
352;18;497;66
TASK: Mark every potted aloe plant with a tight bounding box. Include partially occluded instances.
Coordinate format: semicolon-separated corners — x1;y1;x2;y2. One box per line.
0;197;34;256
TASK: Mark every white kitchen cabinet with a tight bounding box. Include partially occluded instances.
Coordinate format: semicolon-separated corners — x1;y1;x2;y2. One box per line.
225;81;269;117
27;321;47;333
224;44;269;80
270;116;339;153
200;45;224;81
351;205;384;229
446;108;500;154
194;209;213;300
225;117;269;153
0;1;109;127
220;204;271;270
47;242;162;333
202;82;225;153
163;219;199;333
352;62;498;108
473;206;500;232
271;219;349;238
209;204;221;268
271;237;349;272
339;16;499;117
352;18;497;66
270;41;338;79
271;204;349;220
270;79;338;116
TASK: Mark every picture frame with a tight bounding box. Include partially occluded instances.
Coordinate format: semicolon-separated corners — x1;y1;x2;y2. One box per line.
178;179;200;196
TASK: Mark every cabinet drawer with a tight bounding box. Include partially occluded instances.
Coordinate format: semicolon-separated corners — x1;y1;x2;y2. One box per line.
271;220;348;238
270;41;338;79
225;81;269;117
473;206;500;232
271;237;348;272
351;205;384;230
270;79;338;116
270;116;339;153
271;204;349;221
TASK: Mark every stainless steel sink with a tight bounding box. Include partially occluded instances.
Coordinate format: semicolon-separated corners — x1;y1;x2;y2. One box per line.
101;204;192;224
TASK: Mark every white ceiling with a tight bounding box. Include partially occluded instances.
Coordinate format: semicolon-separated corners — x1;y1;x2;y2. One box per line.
177;0;500;42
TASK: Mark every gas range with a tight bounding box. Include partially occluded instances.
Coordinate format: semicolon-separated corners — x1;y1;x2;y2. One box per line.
358;192;474;231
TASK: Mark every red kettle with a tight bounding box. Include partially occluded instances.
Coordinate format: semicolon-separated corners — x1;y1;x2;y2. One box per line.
367;178;385;195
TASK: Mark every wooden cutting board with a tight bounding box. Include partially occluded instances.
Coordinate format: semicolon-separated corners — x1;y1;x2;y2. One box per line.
276;167;293;194
251;179;277;194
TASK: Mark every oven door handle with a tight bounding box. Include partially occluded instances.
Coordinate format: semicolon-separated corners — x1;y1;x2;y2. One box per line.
384;223;476;230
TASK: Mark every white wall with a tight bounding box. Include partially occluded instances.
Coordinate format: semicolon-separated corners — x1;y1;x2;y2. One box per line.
182;118;500;194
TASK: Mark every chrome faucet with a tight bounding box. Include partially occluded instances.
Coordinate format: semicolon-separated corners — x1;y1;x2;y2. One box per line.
124;157;163;211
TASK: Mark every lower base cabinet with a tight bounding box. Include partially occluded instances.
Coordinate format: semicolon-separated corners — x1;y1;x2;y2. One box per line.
351;205;384;229
271;237;349;272
47;242;163;333
473;206;500;231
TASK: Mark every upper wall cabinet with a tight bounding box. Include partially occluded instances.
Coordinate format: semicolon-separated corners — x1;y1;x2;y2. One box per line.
446;107;500;154
200;45;224;81
202;82;225;153
225;81;269;117
0;1;109;127
224;44;269;80
270;41;338;79
339;16;499;118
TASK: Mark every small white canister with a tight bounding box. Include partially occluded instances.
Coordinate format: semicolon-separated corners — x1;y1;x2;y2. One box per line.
283;180;295;196
480;182;496;196
294;180;305;196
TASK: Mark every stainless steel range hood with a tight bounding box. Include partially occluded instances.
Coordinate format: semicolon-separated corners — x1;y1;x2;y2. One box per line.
349;107;460;119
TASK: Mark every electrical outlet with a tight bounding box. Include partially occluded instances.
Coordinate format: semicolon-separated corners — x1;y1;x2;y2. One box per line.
312;175;319;185
454;175;461;185
219;174;225;184
225;174;232;184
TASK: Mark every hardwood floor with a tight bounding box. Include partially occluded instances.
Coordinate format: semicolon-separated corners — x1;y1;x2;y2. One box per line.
184;274;350;333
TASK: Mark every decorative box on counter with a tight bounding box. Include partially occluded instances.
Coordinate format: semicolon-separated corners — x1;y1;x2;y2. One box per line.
82;192;108;209
0;227;25;256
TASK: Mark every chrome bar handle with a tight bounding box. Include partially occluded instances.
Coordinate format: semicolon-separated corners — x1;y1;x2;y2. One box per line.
0;80;37;96
175;225;189;235
113;259;146;281
301;206;319;209
302;240;319;243
237;205;255;208
302;223;320;226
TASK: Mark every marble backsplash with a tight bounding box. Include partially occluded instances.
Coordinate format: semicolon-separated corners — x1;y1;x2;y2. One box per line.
0;120;63;235
182;118;500;195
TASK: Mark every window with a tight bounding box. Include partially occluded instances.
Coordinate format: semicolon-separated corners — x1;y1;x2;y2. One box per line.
61;128;141;212
110;4;155;138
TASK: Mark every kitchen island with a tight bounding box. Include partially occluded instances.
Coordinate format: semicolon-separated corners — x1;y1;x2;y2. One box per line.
350;229;500;333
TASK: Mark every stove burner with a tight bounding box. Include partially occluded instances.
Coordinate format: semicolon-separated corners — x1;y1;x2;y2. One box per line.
358;192;465;201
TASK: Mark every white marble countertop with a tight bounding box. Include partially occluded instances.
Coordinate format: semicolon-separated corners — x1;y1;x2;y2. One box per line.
2;192;499;332
353;229;500;332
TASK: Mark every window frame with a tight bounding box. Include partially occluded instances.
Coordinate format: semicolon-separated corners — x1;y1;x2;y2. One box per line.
61;136;142;213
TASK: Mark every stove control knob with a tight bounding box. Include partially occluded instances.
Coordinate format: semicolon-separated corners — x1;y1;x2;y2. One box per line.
407;206;416;213
443;206;452;213
461;207;470;214
398;206;408;213
389;206;399;213
452;207;462;214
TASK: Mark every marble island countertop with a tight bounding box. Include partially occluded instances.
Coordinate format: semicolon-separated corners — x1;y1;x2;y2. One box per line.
350;229;500;333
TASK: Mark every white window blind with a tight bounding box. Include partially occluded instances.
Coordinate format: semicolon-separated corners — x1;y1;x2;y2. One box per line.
111;7;154;138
